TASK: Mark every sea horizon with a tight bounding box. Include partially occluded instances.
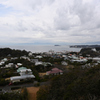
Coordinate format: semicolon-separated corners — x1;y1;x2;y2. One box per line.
0;45;81;53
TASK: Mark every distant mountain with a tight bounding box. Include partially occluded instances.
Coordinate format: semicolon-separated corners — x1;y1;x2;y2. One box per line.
84;41;100;45
70;45;100;48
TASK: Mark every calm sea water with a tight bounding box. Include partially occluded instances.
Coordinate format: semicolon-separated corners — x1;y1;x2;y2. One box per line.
0;45;81;53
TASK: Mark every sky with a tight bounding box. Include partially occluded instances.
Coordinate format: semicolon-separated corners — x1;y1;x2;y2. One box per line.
0;0;100;45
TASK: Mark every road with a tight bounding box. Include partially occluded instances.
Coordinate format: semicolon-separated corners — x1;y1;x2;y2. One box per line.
0;81;49;92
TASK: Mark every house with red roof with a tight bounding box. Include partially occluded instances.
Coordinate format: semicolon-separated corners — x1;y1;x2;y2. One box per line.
46;68;63;75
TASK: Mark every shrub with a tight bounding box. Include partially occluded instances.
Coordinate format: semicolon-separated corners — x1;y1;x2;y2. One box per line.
34;82;40;87
11;87;21;90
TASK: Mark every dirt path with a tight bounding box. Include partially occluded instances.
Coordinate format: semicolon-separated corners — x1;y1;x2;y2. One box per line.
27;87;40;100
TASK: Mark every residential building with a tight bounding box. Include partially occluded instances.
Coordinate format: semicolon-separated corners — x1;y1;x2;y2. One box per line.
46;68;63;75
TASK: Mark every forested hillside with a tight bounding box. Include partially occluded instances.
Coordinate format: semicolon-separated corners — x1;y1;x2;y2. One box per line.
80;48;99;57
0;48;29;57
37;65;100;100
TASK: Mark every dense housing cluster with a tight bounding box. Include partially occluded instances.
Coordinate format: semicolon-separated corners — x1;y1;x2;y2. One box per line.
0;47;100;99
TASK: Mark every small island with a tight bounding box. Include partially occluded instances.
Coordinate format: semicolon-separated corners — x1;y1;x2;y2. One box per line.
54;45;60;46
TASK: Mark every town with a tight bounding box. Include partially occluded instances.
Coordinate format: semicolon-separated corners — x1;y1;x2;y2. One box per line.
0;47;100;99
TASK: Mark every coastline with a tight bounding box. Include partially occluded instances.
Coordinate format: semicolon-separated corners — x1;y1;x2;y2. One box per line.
0;45;81;53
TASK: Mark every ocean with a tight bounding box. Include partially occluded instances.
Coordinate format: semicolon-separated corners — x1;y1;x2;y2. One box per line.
0;45;81;53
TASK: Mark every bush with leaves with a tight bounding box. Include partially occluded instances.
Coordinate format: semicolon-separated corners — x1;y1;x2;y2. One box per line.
37;65;100;100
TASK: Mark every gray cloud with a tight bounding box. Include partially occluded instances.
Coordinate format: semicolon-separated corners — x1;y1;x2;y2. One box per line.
16;21;28;32
0;0;100;44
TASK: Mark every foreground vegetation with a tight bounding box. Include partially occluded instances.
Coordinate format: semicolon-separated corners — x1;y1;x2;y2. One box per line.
0;87;28;100
37;65;100;100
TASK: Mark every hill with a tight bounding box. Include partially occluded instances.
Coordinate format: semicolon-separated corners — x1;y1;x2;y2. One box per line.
80;48;99;57
0;48;29;57
37;65;100;100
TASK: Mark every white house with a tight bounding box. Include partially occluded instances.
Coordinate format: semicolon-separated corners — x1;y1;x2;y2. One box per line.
10;75;35;83
2;58;8;62
5;63;14;68
0;61;5;65
62;55;67;58
10;67;35;83
11;57;18;60
28;52;33;56
92;48;96;52
20;56;30;61
61;61;68;66
35;56;42;59
93;57;100;61
71;59;87;63
17;63;22;66
31;59;38;63
43;62;52;66
35;61;43;66
19;69;33;76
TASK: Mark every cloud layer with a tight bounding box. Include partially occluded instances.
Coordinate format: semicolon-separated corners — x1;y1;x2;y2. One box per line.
0;0;100;44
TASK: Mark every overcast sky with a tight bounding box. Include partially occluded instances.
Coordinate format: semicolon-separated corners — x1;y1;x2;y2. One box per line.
0;0;100;45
